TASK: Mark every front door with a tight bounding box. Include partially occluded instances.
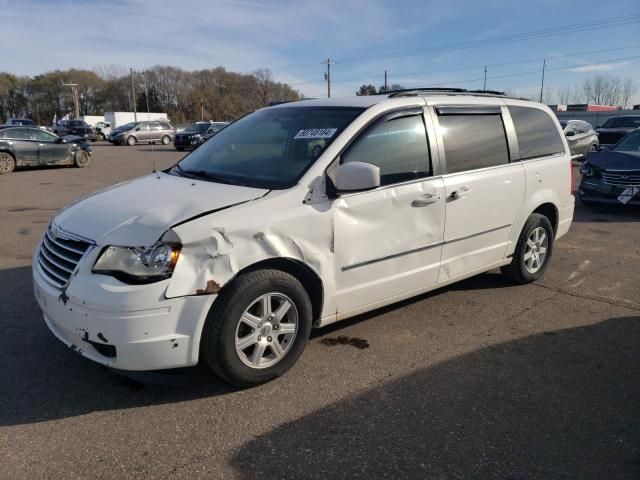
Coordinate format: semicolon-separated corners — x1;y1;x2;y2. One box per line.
333;108;445;315
29;128;71;164
432;106;525;281
135;122;151;141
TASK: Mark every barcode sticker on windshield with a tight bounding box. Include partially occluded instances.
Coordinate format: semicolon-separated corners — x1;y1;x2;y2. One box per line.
294;128;337;139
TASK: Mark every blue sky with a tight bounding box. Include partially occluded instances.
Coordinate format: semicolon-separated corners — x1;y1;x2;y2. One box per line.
1;0;639;102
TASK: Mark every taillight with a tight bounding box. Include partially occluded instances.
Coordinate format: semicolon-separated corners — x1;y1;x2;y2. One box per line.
570;157;574;194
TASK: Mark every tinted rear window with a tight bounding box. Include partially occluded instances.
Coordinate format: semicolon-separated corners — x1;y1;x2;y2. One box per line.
509;106;565;159
439;114;510;173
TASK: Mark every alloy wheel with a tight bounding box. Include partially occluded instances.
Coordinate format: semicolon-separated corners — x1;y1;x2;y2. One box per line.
524;227;548;274
0;153;15;174
234;293;298;369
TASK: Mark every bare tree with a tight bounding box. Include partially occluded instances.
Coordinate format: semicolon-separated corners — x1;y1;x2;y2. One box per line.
557;86;571;105
582;74;622;106
253;68;274;107
621;78;638;109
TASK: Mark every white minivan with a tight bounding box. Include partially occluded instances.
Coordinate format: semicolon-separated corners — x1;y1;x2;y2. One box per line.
33;89;574;386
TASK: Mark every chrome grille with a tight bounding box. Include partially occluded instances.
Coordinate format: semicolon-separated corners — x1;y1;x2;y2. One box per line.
38;225;92;289
602;170;640;187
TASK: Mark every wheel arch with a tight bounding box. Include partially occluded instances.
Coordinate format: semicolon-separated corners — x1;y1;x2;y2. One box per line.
532;202;558;237
225;257;324;325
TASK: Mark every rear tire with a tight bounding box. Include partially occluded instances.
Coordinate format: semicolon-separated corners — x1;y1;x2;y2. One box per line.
501;213;554;284
0;152;15;174
126;135;137;146
73;150;90;168
201;269;312;387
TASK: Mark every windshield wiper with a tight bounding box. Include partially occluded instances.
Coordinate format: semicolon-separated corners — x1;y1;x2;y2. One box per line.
173;165;249;186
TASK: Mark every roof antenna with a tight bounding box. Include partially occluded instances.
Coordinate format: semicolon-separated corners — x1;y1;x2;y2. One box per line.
142;70;158;175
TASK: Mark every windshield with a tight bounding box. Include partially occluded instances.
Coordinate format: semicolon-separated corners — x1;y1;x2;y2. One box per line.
601;117;640;128
116;122;138;131
614;130;640;156
171;106;364;189
184;123;210;133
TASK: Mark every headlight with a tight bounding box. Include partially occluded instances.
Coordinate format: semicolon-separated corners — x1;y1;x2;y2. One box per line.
93;242;181;283
580;163;601;178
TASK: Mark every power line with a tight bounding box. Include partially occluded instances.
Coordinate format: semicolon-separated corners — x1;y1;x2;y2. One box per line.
276;13;640;81
289;45;640;87
332;14;640;66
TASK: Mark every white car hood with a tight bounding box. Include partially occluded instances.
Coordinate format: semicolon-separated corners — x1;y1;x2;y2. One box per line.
53;172;268;246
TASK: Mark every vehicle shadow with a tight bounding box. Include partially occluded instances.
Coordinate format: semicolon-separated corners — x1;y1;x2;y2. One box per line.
573;200;640;223
0;265;235;427
0;264;517;427
231;316;640;480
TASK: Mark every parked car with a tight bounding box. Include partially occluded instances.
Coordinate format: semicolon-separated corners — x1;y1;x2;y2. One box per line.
559;120;598;160
108;120;176;146
174;121;229;150
4;118;36;126
53;119;97;141
33;89;574;386
0;126;91;174
578;128;640;206
595;115;640;148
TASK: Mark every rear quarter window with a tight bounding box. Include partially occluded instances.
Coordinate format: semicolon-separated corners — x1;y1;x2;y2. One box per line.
509;106;565;160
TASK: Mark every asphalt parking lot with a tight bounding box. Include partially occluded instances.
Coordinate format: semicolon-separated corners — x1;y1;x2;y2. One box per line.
1;143;639;479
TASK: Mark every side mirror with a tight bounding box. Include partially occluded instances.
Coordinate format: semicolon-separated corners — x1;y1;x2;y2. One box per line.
334;161;380;192
135;127;141;131
595;125;601;129
565;131;575;137
56;137;65;144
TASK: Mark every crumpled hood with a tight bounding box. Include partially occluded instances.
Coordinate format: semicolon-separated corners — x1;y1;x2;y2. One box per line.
587;151;640;171
53;172;268;246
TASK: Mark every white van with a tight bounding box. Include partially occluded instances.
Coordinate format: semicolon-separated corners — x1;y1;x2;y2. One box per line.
33;89;574;386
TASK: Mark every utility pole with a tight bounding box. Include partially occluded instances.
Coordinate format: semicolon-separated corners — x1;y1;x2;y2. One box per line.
539;59;546;103
483;66;487;91
130;68;137;121
322;58;334;98
201;100;204;121
384;70;388;93
63;82;79;118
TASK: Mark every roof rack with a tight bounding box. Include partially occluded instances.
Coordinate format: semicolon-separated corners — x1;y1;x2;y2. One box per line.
386;87;507;98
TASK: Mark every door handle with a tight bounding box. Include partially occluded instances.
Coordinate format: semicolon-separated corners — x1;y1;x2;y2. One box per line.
450;186;470;200
411;193;441;207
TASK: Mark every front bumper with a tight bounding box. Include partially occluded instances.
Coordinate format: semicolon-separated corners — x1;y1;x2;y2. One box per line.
578;178;640;205
32;244;215;371
174;136;201;149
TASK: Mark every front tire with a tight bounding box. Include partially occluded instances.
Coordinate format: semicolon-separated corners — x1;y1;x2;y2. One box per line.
126;135;137;146
161;135;171;145
501;213;554;284
0;152;16;174
201;270;312;387
73;150;90;168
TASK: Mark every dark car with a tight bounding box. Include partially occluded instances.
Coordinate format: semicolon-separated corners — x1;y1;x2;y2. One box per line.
559;120;599;160
108;120;176;146
53;119;97;141
595;115;640;148
174;122;228;151
578;128;640;206
5;118;36;126
0;126;91;174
